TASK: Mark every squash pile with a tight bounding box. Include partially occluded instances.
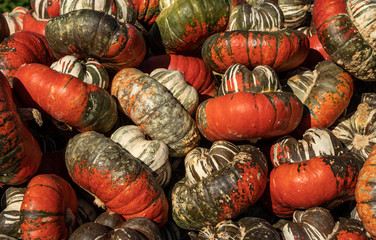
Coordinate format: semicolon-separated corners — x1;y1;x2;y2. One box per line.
0;0;376;239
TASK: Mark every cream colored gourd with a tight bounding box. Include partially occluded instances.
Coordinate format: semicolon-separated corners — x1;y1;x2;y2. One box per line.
150;68;199;115
111;125;172;187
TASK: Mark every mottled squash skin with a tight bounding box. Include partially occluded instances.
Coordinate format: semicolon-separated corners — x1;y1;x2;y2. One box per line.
65;131;169;227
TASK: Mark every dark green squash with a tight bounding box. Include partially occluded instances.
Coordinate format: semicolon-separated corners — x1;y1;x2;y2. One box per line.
45;9;146;72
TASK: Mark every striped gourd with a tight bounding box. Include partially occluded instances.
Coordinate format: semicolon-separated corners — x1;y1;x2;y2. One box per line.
50;55;110;89
227;2;284;31
30;0;50;19
59;0;137;23
110;125;172;187
184;140;240;185
278;0;312;29
150;68;199;115
159;0;176;11
0;187;26;238
332;102;376;161
347;0;376;50
218;63;280;96
271;127;345;167
3;7;28;34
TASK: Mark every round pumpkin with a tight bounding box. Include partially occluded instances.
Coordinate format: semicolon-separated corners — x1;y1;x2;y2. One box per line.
45;9;146;72
20;174;78;240
0;72;42;186
111;67;200;157
201;28;309;73
313;0;376;81
13;63;118;133
171;142;268;230
65;131;169;226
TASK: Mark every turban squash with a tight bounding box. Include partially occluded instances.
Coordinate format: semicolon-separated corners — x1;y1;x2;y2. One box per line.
13;63;118;133
45;9;146;72
0;72;42;186
313;0;376;81
171;141;268;230
65;131;169;227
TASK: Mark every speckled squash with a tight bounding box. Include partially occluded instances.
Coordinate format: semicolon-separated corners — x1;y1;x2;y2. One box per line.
59;0;137;24
50;55;110;89
332;102;376;161
196;91;303;142
150;68;199;115
13;63;118;133
20;174;78;240
201;29;309;73
45;9;146;72
218;63;280;96
171;144;268;230
0;31;55;86
132;0;160;28
111;68;200;157
65;131;169;226
287;60;354;133
0;187;26;238
3;6;28;35
0;72;42;186
271;127;344;167
110;125;172;187
148;0;246;55
227;2;284;31
191;217;280;239
138;54;216;98
269;152;364;218
356;145;376;238
313;0;376;81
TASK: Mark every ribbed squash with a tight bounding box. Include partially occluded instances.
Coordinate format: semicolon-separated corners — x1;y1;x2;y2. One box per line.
278;0;312;29
132;0;160;28
20;174;78;240
287;60;354;133
269;152;364;218
0;187;26;238
111;68;200;157
30;0;62;18
148;0;246;55
13;63;118;133
150;68;199;115
22;10;49;36
59;0;137;24
201;29;309;73
332;102;376;161
282;207;370;240
45;9;146;72
313;0;376;81
191;217;280;239
0;72;42;186
356;145;376;238
227;2;284;31
171;143;268;230
65;131;169;226
271;127;344;167
50;55;110;89
110;125;172;187
138;54;216;98
2;6;28;35
0;31;55;86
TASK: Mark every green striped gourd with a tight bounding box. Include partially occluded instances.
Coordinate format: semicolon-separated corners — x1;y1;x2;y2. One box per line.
150;68;199;115
111;125;172;187
50;55;110;89
277;0;312;29
158;0;176;11
59;0;137;23
227;2;284;31
0;187;26;238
